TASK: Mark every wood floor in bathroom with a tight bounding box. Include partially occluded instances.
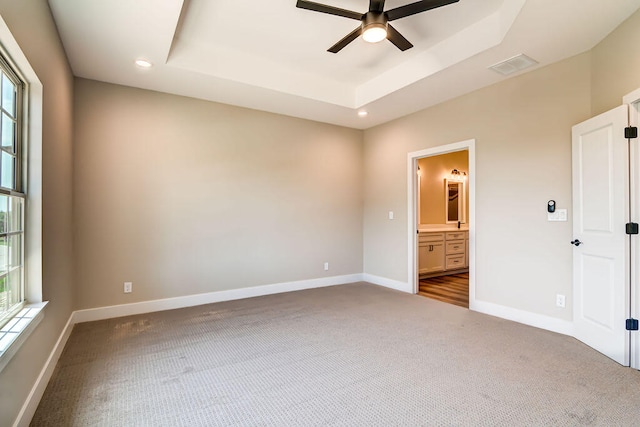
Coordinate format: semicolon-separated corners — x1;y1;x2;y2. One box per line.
418;272;469;308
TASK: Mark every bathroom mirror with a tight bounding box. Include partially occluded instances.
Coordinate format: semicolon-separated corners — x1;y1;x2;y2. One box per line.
445;179;466;224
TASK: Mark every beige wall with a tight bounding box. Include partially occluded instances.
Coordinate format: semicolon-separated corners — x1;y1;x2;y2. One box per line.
0;0;75;425
73;79;364;309
363;53;592;320
418;151;469;225
1;5;639;424
361;5;640;326
591;10;640;115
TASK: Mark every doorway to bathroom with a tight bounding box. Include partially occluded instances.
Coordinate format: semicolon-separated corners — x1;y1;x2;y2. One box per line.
407;140;475;309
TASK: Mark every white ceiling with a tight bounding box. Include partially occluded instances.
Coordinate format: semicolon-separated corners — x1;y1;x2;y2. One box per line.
48;0;640;129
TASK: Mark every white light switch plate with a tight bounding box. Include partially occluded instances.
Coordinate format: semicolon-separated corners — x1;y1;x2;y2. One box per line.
548;209;567;221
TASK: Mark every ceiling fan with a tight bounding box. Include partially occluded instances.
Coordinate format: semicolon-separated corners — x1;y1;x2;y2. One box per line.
296;0;460;53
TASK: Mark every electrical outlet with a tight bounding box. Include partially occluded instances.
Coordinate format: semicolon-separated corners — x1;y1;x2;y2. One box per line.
388;211;394;220
124;282;132;293
556;294;565;308
324;262;329;271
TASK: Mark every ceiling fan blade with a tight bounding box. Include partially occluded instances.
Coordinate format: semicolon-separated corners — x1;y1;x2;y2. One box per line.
386;0;459;21
328;26;362;53
369;0;386;13
296;0;362;20
387;24;413;51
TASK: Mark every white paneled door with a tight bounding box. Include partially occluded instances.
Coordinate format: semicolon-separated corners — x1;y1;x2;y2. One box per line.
572;105;630;366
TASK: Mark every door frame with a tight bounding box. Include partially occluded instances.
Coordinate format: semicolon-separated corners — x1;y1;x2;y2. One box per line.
407;139;476;306
623;88;640;370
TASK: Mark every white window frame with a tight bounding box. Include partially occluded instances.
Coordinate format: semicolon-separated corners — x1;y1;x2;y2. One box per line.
0;13;44;374
0;53;26;329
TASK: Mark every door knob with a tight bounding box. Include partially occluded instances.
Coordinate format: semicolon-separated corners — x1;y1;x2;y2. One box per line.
570;239;583;246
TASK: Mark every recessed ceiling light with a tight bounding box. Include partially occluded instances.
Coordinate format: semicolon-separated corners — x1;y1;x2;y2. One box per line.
358;110;368;117
135;58;153;68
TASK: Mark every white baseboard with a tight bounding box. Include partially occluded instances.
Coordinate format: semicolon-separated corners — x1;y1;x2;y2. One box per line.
361;273;572;337
362;273;411;293
13;314;75;427
73;273;364;323
471;300;573;336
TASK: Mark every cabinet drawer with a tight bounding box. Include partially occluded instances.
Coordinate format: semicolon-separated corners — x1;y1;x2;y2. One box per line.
445;254;465;270
446;231;467;241
419;232;445;243
446;240;465;255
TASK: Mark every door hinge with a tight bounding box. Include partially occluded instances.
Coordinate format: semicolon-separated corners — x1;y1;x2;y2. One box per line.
626;222;639;235
626;318;639;331
625;126;638;139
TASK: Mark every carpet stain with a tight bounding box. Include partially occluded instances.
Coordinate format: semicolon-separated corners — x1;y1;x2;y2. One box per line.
479;392;500;403
567;409;597;425
113;319;152;338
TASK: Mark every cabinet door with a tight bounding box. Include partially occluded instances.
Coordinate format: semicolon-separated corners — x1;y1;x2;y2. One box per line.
419;242;445;273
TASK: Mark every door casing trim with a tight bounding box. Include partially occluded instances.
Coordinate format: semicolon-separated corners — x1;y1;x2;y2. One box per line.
407;139;476;307
623;89;640;370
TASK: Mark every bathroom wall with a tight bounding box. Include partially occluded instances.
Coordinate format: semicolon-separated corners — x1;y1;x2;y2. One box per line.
418;151;469;225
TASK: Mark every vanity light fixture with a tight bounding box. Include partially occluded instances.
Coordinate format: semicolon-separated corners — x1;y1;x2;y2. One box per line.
135;58;153;68
358;110;368;117
450;169;467;182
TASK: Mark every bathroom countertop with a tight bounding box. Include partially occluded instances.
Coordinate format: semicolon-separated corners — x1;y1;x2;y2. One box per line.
418;225;469;232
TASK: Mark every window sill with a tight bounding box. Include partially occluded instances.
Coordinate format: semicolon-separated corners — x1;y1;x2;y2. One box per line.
0;301;47;373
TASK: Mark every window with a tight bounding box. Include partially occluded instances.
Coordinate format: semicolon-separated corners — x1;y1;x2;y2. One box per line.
0;54;24;330
0;14;42;373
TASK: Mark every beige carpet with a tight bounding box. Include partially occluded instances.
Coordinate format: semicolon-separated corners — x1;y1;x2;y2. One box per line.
31;282;640;426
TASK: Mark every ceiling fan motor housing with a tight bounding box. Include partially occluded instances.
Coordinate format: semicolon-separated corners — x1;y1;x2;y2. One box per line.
362;12;387;43
363;11;387;28
362;12;388;43
296;0;459;52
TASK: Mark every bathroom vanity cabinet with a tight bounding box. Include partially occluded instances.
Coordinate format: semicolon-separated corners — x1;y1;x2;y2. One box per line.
418;230;469;276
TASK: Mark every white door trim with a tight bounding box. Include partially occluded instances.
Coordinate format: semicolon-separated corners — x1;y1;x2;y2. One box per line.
623;89;640;370
407;139;476;305
622;88;640;106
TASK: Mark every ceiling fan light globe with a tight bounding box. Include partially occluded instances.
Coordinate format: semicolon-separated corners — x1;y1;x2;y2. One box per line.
362;25;387;43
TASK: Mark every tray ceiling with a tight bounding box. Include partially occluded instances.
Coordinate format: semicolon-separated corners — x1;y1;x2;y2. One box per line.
48;0;640;129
